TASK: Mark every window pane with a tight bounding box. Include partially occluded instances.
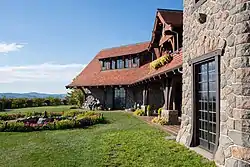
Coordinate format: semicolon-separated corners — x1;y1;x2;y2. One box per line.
125;58;129;68
111;60;115;69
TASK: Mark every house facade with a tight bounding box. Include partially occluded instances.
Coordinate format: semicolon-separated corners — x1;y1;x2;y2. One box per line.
67;9;183;117
67;3;250;167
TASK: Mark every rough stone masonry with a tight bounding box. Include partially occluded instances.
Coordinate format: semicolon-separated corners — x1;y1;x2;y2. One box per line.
177;0;250;166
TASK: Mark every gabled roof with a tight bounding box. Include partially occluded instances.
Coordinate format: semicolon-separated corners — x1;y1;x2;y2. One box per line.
157;9;183;26
67;42;182;88
96;41;150;59
67;42;150;87
148;9;183;49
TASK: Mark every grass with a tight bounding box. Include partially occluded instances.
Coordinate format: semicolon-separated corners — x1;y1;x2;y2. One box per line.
1;105;74;114
0;110;216;167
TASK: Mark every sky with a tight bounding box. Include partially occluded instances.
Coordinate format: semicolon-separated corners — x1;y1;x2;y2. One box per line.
0;0;183;94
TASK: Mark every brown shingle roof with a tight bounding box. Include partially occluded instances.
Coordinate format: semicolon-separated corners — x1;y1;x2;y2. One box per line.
67;43;182;87
158;9;183;26
96;41;150;59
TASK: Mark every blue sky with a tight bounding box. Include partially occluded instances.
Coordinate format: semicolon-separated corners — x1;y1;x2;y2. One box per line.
0;0;182;94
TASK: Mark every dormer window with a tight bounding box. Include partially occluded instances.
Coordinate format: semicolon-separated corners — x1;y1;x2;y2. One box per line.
111;59;116;69
116;57;124;69
125;58;129;68
132;56;139;67
100;54;139;71
101;60;106;70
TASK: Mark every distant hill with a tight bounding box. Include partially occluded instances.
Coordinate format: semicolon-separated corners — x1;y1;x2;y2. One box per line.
0;92;66;99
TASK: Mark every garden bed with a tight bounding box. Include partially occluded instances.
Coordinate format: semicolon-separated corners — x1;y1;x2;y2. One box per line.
0;110;105;132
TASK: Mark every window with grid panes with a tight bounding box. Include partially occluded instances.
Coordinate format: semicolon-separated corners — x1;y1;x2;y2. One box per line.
195;60;217;152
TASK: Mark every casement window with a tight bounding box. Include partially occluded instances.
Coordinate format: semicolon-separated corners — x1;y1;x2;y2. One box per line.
106;61;111;70
124;58;129;68
113;87;126;109
111;59;116;69
101;60;106;70
132;56;139;67
189;50;222;154
116;57;124;69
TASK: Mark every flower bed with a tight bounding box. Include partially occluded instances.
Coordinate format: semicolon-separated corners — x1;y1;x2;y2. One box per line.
150;53;173;70
0;111;105;132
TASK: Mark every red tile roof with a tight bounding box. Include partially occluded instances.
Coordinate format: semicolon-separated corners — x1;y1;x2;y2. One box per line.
67;43;182;88
96;41;150;59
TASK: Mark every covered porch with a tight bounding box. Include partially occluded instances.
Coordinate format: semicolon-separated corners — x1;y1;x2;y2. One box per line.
131;66;183;125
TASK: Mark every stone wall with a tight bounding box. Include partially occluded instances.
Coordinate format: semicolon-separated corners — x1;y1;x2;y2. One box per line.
177;0;250;166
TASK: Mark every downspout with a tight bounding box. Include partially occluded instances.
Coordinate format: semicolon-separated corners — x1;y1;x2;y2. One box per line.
171;30;179;51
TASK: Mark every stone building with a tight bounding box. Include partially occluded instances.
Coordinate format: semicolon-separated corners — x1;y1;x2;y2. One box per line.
67;3;250;167
176;0;250;166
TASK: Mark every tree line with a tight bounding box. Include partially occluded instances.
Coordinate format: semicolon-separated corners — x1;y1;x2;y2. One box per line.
0;89;85;111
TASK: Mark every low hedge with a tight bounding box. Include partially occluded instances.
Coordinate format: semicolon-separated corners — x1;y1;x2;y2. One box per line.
0;111;65;121
0;112;105;132
133;109;145;116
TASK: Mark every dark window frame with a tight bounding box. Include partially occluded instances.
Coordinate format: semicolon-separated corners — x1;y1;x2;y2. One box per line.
101;60;106;71
132;56;139;67
116;57;124;69
125;57;129;68
189;49;222;156
113;87;126;109
111;59;116;70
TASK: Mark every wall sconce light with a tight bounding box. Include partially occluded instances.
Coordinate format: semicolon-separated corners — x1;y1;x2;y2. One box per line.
198;13;207;24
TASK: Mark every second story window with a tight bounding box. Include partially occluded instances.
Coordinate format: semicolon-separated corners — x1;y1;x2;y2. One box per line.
106;60;111;70
111;59;116;69
125;58;129;68
116;57;124;69
101;60;106;70
132;56;139;67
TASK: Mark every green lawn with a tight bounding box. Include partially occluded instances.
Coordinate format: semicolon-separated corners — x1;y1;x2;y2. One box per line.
0;111;215;167
1;105;74;114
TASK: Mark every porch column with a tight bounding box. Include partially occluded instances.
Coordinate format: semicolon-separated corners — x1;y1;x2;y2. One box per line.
161;77;179;125
142;85;148;106
163;78;170;110
141;84;148;115
103;87;107;109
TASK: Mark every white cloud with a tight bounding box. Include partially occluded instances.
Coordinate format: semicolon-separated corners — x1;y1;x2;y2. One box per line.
0;63;86;93
0;43;25;53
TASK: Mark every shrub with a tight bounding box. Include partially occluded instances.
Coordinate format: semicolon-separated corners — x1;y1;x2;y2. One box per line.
55;120;75;129
151;117;168;125
158;108;162;116
133;109;145;116
0;111;105;132
25;111;42;117
150;53;173;70
0;122;4;131
63;110;83;117
48;112;63;117
0;114;15;121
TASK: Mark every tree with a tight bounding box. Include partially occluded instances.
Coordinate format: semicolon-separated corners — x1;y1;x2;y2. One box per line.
66;89;85;107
